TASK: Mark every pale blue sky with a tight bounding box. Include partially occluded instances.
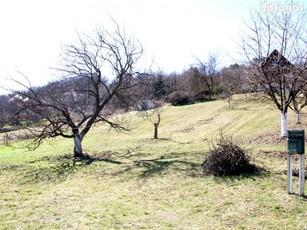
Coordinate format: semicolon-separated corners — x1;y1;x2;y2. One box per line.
0;0;306;94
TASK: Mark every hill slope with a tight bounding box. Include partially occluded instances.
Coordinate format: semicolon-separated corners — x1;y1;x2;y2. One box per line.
0;95;306;229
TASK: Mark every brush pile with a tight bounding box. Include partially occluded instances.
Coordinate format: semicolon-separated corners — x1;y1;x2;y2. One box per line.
201;136;259;176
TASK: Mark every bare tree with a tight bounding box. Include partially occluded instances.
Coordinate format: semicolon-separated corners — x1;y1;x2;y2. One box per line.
290;91;307;124
182;67;206;101
12;23;144;157
220;65;241;108
153;110;161;139
138;102;163;139
241;5;307;137
196;54;220;100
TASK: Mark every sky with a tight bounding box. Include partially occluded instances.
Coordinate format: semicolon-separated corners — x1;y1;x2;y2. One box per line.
0;0;306;94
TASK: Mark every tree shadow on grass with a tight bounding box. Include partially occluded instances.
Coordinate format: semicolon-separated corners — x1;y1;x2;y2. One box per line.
18;153;124;184
133;156;202;178
15;150;266;184
52;155;123;182
16;151;203;183
209;170;269;186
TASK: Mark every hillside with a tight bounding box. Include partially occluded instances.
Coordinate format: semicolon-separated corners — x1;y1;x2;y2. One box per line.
0;95;306;229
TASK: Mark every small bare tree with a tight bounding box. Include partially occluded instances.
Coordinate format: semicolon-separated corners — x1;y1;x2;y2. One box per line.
12;23;144;157
137;101;163;139
153;110;161;139
241;5;307;137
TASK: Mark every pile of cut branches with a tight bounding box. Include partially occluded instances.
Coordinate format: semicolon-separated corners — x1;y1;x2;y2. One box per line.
201;135;259;176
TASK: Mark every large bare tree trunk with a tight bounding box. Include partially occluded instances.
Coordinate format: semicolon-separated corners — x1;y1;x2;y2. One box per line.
73;134;83;157
281;111;288;138
295;110;301;125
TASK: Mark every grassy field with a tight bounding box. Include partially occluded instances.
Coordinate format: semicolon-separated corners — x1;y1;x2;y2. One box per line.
0;95;307;229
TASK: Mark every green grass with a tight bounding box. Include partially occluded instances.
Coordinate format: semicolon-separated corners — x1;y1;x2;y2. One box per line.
0;94;307;229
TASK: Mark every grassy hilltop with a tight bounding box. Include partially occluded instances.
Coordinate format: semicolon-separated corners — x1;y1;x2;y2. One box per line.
0;95;306;229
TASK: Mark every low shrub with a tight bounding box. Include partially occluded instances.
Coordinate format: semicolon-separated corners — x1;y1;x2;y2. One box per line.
168;92;193;106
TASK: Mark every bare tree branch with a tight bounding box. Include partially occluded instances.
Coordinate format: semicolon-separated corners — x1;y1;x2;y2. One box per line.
9;22;145;157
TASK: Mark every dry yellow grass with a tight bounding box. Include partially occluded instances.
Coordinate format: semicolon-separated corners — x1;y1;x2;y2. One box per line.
0;94;306;229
